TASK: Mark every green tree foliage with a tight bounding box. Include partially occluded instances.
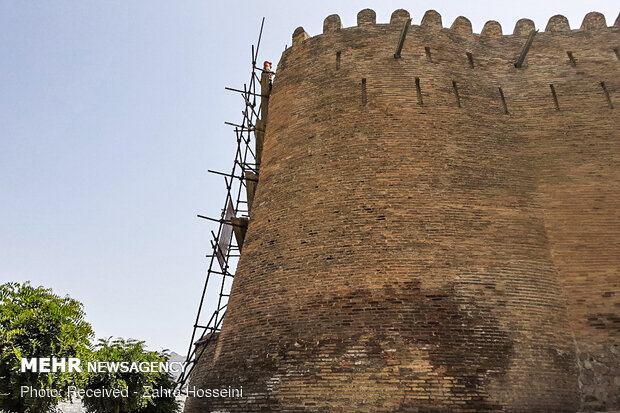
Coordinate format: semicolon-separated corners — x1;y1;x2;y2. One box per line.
0;282;94;413
82;338;179;413
137;366;180;413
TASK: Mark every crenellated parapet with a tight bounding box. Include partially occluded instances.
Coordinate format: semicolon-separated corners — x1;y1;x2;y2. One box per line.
291;9;618;46
285;9;619;77
278;9;618;118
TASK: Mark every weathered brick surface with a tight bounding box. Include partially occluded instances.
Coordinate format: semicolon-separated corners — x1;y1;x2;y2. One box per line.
186;10;619;412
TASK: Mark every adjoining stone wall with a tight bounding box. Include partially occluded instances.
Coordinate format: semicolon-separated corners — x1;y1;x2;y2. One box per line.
186;9;619;412
182;333;218;412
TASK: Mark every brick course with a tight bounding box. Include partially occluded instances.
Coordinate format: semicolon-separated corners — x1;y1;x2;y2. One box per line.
185;9;619;412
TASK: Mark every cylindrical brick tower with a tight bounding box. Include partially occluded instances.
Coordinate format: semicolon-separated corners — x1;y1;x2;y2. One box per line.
185;9;620;412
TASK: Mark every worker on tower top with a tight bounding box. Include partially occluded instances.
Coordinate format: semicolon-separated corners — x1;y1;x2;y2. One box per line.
263;61;275;86
263;60;274;74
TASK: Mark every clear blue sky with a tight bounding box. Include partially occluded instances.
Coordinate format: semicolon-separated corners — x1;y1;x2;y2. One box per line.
1;1;617;354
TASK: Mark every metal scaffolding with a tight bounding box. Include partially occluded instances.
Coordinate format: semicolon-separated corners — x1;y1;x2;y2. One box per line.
177;18;269;389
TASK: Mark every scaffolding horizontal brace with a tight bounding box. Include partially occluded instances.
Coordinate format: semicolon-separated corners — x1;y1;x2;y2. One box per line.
225;87;269;98
209;269;235;277
224;121;254;130
208;169;258;181
197;214;250;229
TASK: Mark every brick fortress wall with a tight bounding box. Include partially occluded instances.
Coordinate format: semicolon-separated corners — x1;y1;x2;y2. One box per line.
185;9;619;412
